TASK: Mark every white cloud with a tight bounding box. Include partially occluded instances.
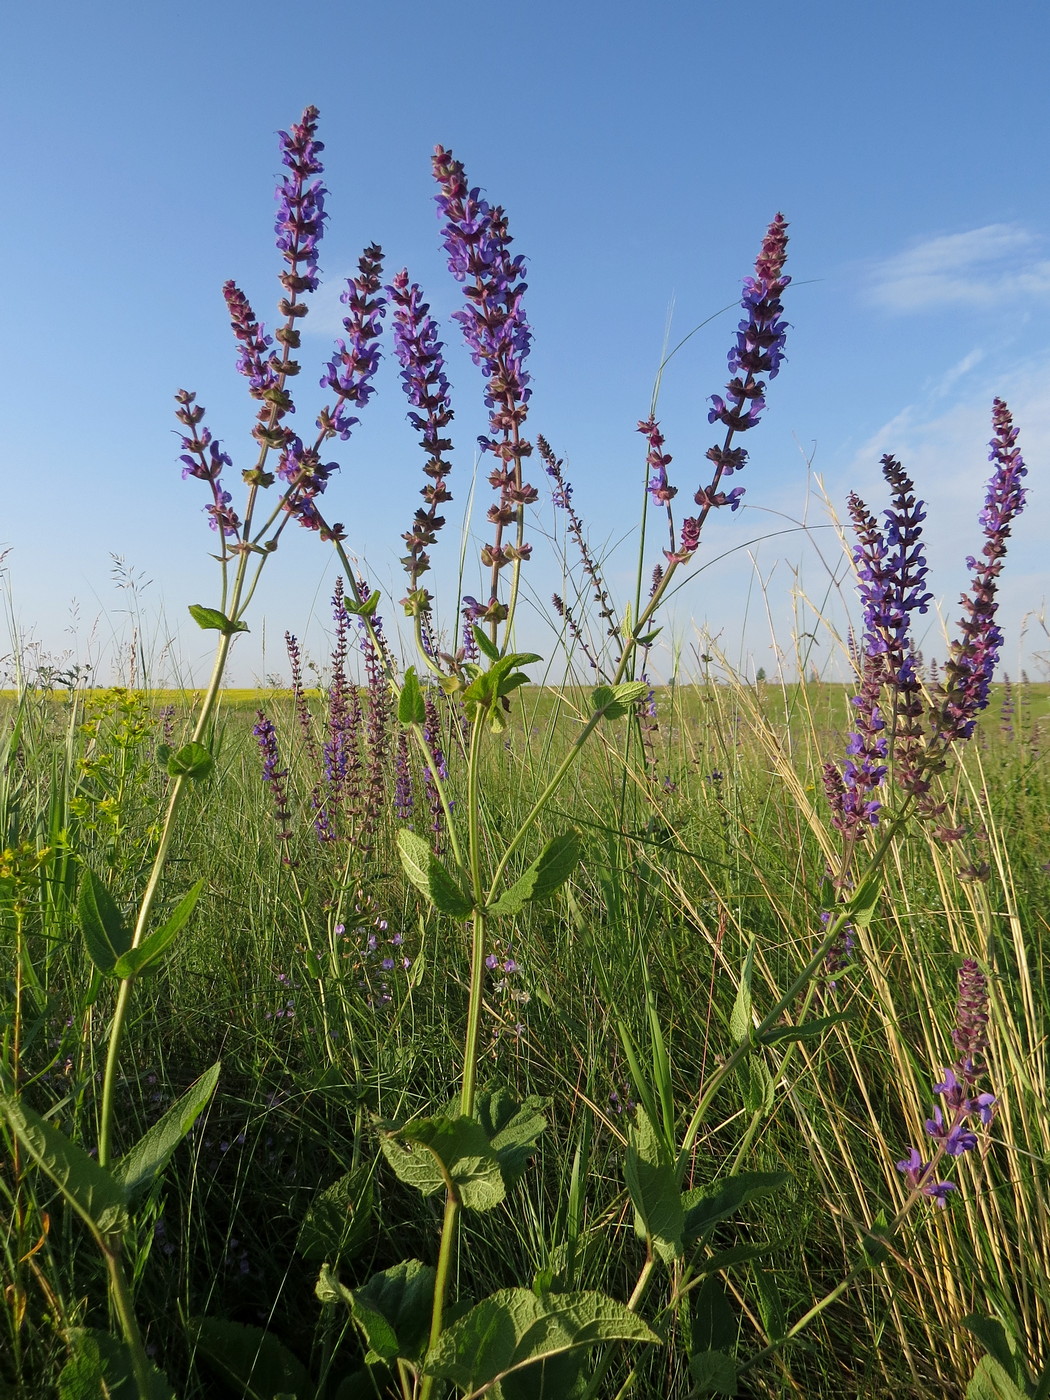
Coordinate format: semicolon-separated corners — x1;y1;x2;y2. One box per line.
866;224;1050;313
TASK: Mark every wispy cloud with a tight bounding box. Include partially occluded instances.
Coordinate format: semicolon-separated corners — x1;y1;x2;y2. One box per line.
866;224;1050;313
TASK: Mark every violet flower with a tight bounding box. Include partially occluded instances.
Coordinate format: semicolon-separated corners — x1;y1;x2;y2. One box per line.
433;146;535;613
275;106;327;299
253;711;293;853
937;399;1029;742
896;959;996;1204
388;268;455;610
318;245;387;444
666;215;789;564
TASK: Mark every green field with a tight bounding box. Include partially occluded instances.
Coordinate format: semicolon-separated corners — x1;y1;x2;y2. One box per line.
1;671;1047;1398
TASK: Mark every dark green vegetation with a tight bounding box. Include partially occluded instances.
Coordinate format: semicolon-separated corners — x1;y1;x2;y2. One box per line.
1;677;1047;1397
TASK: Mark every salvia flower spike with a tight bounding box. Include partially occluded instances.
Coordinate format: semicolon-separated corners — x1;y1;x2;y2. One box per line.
896;959;995;1205
937;398;1029;741
432;146;535;618
665;215;789;565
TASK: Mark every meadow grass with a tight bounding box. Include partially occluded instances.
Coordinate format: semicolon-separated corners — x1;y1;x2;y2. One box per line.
1;674;1046;1396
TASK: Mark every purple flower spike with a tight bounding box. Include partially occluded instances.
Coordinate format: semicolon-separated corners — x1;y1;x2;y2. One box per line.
253;710;293;852
275;106;328;299
937;399;1029;741
388;269;455;604
670;215;789;569
319;244;387;443
433;146;535;596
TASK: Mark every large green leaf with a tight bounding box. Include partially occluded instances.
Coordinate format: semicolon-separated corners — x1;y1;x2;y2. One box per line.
735;1057;775;1117
842;868;882;929
728;942;755;1046
682;1172;788;1243
59;1328;175;1399
398;667;426;725
962;1316;1029;1391
318;1259;435;1365
166;741;214;781
487;833;582;916
188;603;249;634
590;682;650;721
396;830;474;919
967;1355;1030;1400
113;1061;220;1201
690;1275;738;1357
625;1107;683;1265
424;1289;659;1396
689;1349;739;1397
188;1318;312;1399
0;1098;128;1243
111;879;205;979
296;1166;374;1263
378;1114;506;1211
476;1091;548;1191
77;868;132;976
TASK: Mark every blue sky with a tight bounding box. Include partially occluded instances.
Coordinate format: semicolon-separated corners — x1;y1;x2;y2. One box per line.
3;0;1049;686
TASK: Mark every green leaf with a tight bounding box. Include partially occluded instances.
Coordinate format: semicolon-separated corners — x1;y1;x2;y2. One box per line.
398;667;426;725
297;1166;373;1263
318;1259;436;1365
752;1265;786;1342
188;1318;313;1399
496;1350;590;1400
962;1316;1029;1390
476;1091;548;1191
691;1275;738;1356
843;868;882;928
396;830;474;919
188;603;249;635
729;942;755;1045
625;1106;683;1265
0;1097;128;1243
736;1057;775;1117
111;880;205;978
590;682;650;721
77;869;132;976
378;1114;506;1211
59;1328;175;1399
861;1209;897;1268
342;589;380;618
967;1355;1031;1400
689;1350;739;1397
473;626;502;662
758;1011;855;1046
424;1289;659;1395
166;741;214;780
633;628;663;646
113;1061;220;1202
682;1172;788;1243
487;832;582;915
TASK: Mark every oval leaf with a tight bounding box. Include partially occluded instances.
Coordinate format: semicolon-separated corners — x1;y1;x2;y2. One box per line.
112;879;205;979
0;1097;128;1244
625;1107;683;1265
591;682;650;721
423;1289;659;1394
113;1061;220;1201
187;1318;311;1400
188;603;249;635
398;667;426;726
396;829;473;919
378;1114;505;1212
77;868;132;976
488;832;582;916
166;741;214;781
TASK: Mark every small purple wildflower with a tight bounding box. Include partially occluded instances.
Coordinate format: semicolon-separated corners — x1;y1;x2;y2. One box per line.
897;958;996;1204
394;732;413;821
937;399;1029;741
253;711;293;852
